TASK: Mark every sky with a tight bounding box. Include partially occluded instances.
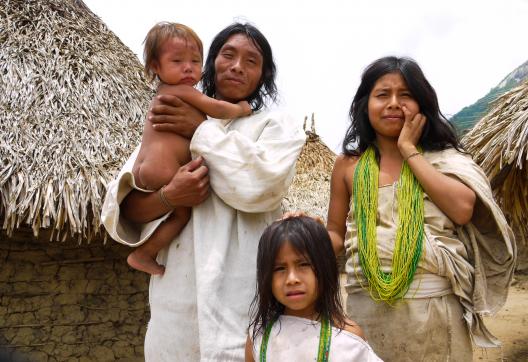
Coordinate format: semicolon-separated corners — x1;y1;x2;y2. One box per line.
83;0;528;152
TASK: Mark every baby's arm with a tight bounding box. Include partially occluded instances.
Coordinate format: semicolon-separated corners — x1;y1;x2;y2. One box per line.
158;84;252;121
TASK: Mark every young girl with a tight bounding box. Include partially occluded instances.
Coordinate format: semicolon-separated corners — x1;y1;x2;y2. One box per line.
246;216;382;361
126;22;252;275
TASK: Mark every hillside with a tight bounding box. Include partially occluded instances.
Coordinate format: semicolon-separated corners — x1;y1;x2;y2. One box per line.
451;59;528;133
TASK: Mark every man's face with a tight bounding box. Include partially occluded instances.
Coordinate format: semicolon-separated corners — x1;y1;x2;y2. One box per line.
214;34;263;102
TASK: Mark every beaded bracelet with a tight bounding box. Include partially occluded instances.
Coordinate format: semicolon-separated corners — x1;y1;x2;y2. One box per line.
404;151;420;162
159;185;176;209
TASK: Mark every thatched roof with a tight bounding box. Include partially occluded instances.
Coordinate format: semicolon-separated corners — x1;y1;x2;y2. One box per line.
0;0;151;241
462;80;528;244
282;114;337;221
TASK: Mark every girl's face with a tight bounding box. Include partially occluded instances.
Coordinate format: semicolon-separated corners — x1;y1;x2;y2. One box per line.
271;241;318;320
367;72;420;139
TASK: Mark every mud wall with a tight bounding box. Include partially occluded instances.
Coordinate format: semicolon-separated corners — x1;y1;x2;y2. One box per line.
0;229;149;361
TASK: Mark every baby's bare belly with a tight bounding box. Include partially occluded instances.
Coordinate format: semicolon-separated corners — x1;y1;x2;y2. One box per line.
133;125;191;190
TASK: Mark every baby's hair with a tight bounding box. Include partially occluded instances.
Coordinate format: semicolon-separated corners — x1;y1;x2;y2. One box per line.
248;216;347;341
143;22;203;82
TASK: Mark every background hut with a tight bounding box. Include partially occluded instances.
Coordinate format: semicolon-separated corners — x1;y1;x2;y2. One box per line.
282;114;337;222
1;0;151;360
463;81;528;270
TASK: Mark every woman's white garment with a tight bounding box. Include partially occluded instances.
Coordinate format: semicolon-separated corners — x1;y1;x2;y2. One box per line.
101;110;305;361
251;315;383;361
344;149;516;361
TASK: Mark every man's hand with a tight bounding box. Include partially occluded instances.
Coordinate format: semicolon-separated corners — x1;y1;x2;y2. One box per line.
149;91;206;138
163;156;209;207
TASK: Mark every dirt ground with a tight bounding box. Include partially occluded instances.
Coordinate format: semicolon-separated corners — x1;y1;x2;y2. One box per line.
474;272;528;362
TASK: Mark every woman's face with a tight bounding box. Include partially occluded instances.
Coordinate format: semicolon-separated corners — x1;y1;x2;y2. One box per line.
367;72;420;139
214;34;263;102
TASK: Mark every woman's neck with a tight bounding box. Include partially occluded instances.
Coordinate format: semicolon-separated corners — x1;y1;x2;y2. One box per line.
375;136;402;159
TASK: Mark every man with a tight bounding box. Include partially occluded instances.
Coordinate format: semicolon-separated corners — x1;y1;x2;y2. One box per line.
102;23;305;361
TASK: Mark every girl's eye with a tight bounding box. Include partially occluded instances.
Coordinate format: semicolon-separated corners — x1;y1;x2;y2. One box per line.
299;261;311;268
401;92;412;98
273;266;285;272
375;92;387;98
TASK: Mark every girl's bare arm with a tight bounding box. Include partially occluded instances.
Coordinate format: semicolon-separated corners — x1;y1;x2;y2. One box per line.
327;155;356;256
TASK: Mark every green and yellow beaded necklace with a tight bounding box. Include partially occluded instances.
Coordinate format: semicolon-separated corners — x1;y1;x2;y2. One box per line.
353;146;424;303
259;317;332;361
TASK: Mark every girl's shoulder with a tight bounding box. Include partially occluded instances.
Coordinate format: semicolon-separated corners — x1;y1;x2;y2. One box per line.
343;319;366;340
335;318;366;341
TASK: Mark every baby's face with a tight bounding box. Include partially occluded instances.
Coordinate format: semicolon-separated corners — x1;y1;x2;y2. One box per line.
153;37;202;86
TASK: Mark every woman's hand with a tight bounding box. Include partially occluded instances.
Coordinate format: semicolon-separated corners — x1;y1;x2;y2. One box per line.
149;87;206;138
398;106;426;159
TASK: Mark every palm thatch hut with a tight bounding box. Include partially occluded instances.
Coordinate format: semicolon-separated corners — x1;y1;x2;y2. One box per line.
463;80;528;270
282;114;337;222
1;0;151;360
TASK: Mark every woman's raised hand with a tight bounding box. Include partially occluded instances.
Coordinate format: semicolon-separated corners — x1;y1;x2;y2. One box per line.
398;105;426;159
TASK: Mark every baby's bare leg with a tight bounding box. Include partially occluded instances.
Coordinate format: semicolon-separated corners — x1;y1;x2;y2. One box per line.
127;206;191;275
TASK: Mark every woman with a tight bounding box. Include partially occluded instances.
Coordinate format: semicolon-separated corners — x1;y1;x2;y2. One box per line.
327;56;515;361
101;23;305;361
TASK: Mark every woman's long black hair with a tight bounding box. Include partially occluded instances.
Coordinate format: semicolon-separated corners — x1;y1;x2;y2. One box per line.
202;22;277;112
342;56;463;156
248;216;346;341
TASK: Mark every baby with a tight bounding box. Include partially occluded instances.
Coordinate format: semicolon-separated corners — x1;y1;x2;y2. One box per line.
129;22;251;275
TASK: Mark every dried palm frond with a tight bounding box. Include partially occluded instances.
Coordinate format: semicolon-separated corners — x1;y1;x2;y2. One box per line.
282;114;337;221
0;0;152;241
463;81;528;244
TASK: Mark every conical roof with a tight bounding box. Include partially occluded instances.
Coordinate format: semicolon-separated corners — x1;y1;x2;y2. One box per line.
0;0;151;241
282;114;337;221
463;80;528;245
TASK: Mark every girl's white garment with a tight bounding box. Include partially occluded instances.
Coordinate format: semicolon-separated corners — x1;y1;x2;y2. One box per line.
101;110;306;361
252;315;383;361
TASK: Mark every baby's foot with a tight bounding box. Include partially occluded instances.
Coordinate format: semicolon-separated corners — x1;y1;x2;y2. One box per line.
127;251;165;275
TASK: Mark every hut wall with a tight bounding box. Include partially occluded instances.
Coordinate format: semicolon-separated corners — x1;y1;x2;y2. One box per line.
0;230;149;361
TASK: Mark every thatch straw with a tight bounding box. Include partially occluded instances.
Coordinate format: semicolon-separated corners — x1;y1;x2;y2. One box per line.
463;80;528;244
0;0;151;241
282;114;337;221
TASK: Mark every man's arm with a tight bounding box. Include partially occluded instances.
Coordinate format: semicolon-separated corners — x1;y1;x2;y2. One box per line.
149;93;206;138
121;157;209;223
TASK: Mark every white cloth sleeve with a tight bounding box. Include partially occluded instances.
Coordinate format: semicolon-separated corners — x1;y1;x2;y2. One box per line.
190;112;306;213
100;146;171;247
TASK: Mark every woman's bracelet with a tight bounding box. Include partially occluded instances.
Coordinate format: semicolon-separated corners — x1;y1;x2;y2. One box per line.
404;151;421;162
159;185;176;209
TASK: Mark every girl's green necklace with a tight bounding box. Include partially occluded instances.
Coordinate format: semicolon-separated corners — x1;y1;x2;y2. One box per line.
353;146;424;303
259;316;331;362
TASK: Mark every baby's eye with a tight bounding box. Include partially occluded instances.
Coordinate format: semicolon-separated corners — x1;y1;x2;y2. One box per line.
192;59;201;64
173;59;182;63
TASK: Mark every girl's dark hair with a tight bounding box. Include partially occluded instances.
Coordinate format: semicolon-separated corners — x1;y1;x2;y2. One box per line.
342;56;463;156
202;22;278;112
248;216;346;341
